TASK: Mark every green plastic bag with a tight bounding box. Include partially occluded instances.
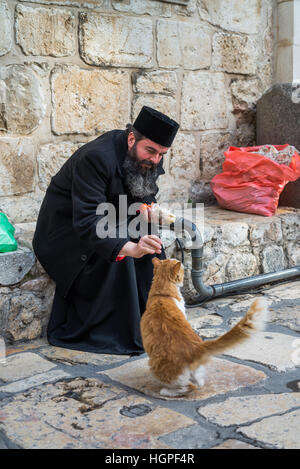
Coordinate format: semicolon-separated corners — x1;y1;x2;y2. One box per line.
0;212;18;253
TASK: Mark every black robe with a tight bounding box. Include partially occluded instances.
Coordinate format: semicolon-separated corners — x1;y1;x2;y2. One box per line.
32;130;166;355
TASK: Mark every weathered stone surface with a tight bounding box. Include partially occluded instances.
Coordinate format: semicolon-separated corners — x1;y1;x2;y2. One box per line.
39;346;129;366
268;304;300;332
0;1;12;57
20;0;104;7
0;189;45;224
212;33;257;75
0;247;35;285
0;65;46;135
0;378;195;449
51;66;131;135
79;13;153;68
261;245;285;273
132;95;177;124
224;331;299;372
112;0;171;16
170;133;200;181
16;4;75;57
237;410;300;449
37;142;84;191
0;138;35;196
0;369;70;394
199;393;300;426
0;352;55;383
200;132;235;180
181;72;227;130
157;20;211;70
132;70;177;96
102;357;266;401
265;281;300;301
231;78;261;112
225;252;259;281
212;439;259;449
198;0;261;34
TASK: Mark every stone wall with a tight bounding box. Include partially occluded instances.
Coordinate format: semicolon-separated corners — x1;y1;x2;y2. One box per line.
0;0;275;222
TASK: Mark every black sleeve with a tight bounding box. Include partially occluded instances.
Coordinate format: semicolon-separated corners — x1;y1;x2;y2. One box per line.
72;152;130;262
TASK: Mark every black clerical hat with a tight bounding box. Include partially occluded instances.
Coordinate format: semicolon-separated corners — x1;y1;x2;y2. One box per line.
133;106;179;147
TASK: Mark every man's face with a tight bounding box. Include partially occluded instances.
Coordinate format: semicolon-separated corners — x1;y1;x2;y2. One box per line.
122;132;168;199
127;132;169;170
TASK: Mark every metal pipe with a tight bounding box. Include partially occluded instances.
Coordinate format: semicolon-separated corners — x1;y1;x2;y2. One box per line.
173;216;300;305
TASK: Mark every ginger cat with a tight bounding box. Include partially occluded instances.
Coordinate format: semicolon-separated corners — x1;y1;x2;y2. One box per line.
140;258;269;397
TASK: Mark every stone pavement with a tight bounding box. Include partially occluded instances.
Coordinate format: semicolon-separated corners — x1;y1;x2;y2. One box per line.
0;280;299;450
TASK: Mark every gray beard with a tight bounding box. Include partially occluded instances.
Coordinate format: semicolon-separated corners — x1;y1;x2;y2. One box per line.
122;145;159;200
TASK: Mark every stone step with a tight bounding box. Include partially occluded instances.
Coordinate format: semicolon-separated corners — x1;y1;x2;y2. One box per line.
0;205;299;343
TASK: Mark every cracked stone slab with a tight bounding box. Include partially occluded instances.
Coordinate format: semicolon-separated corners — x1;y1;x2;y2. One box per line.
212;439;259;449
101;357;266;401
0;247;35;285
237;409;300;449
265;282;300;301
38;346;129;367
0;352;56;383
198;393;300;426
0;377;195;449
223;331;300;372
0;368;70;393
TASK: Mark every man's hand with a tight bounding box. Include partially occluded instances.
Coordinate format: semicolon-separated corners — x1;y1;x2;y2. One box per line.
118;235;162;259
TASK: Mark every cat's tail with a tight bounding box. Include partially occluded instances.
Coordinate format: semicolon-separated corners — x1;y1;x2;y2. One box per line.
193;297;269;365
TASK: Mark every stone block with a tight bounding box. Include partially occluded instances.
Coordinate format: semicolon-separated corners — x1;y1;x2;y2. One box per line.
132;95;177;123
0;65;46;135
181;72;227;130
212;32;257;75
51;65;131;135
132;70;177;96
169;132;200;181
199;393;300;426
102;356;266;401
198;0;261;34
224;331;299;372
0;352;55;383
37;142;84;191
112;0;171;16
0;247;35;285
0;1;12;57
200;132;234;180
20;0;105;7
16;4;75;57
79;13;153;68
238;410;300;449
157;20;211;70
261;245;285;273
0;138;35;196
0;377;194;449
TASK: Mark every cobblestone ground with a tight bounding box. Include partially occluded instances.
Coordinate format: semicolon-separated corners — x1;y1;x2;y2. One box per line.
0;280;299;450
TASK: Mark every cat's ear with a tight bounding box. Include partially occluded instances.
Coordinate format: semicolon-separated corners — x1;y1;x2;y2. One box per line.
172;260;182;277
152;257;161;267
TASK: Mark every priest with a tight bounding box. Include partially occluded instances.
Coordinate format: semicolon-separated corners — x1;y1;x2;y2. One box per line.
32;106;179;355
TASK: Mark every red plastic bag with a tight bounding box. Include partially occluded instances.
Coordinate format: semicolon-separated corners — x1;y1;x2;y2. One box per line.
210;144;300;216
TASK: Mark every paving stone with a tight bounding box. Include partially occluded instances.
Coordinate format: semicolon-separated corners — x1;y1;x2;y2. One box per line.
102;357;266;401
160;424;218;449
39;346;130;367
0;377;194;449
198;393;300;426
223;331;300;372
0;352;56;383
268;304;300;332
189;314;224;329
212;439;259;449
0;369;70;393
265;282;300;301
5;338;48;356
237;409;300;449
